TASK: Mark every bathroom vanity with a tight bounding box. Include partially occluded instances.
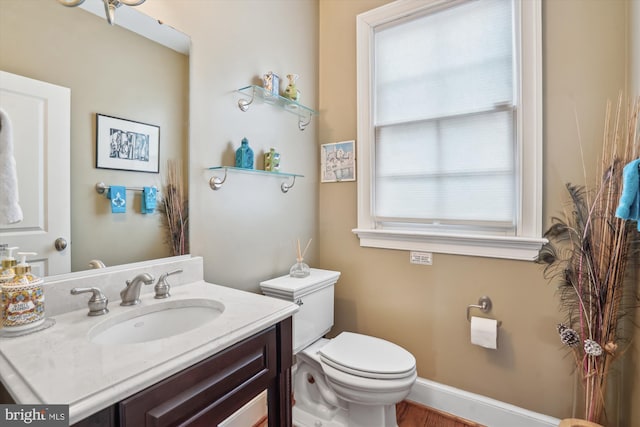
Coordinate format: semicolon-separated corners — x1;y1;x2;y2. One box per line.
74;317;292;427
0;256;298;426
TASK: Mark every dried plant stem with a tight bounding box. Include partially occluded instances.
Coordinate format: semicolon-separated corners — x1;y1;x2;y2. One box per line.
539;95;639;424
161;160;189;256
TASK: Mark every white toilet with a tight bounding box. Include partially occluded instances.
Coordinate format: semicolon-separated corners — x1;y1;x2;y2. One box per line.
260;269;417;427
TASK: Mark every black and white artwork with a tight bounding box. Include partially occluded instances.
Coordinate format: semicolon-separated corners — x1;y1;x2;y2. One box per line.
109;129;150;161
96;114;160;173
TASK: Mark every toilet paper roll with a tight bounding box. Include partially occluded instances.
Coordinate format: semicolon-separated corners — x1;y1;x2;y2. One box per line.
470;316;498;349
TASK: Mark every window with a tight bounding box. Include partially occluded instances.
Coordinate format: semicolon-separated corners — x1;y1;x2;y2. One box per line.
354;0;545;260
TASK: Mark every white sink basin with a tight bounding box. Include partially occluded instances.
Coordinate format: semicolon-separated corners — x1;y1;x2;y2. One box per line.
89;298;225;345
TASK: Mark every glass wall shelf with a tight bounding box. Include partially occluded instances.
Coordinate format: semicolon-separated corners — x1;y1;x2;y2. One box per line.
236;85;318;130
207;166;303;193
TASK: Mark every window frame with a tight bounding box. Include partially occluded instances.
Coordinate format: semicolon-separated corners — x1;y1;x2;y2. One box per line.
353;0;545;261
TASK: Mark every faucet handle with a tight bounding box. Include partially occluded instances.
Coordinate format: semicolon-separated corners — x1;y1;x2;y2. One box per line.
71;287;109;316
154;269;183;299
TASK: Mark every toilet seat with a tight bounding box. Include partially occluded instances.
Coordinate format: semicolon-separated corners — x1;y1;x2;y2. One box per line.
294;332;417;422
319;332;416;380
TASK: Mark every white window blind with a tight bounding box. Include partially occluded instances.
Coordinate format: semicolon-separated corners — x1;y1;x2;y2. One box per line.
373;0;516;231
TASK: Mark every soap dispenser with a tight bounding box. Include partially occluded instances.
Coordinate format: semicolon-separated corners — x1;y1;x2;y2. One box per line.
1;252;45;331
0;246;18;284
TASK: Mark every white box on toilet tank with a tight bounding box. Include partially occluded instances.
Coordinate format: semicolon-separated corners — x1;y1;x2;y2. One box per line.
260;269;340;354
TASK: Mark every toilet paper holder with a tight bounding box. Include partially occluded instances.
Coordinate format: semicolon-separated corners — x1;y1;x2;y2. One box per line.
467;296;502;326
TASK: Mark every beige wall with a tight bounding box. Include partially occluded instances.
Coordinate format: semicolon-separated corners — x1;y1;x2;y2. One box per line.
628;267;640;427
629;1;640;423
138;0;319;293
319;0;633;424
633;0;640;95
0;0;188;272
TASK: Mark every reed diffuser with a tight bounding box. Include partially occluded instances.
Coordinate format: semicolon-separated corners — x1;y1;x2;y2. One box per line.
290;238;312;278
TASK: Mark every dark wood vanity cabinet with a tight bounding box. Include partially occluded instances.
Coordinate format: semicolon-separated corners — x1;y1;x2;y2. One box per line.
73;317;292;427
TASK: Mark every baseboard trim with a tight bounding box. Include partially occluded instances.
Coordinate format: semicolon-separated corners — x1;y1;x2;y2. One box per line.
407;377;560;427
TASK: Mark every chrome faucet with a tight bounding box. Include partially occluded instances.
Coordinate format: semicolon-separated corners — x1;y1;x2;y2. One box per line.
120;273;154;306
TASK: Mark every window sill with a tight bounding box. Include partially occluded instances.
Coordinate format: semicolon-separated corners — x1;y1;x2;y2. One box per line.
352;228;547;261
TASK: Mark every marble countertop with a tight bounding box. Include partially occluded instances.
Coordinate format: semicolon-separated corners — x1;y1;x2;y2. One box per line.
0;280;298;424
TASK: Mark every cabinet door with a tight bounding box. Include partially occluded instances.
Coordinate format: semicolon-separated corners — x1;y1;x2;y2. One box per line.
71;406;117;427
119;326;277;427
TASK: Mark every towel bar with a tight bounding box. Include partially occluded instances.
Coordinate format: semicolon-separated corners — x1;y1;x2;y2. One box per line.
95;182;157;195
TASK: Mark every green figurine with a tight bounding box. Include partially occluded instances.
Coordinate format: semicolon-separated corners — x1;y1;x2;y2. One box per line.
284;74;300;102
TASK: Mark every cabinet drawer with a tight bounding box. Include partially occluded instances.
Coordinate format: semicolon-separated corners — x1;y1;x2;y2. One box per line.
119;326;277;427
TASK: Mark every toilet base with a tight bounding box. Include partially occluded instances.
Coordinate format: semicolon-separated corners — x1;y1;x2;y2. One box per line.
293;401;398;427
293;403;347;427
348;402;398;427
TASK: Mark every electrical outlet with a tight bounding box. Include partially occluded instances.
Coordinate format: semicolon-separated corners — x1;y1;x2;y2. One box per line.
410;251;432;265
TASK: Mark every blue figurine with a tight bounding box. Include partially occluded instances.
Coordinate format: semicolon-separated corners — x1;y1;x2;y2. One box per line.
235;137;254;169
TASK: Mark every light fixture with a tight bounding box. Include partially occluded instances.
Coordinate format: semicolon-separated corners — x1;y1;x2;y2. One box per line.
58;0;146;26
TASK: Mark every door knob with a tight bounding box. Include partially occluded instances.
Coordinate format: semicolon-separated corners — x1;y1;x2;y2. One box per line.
54;237;68;251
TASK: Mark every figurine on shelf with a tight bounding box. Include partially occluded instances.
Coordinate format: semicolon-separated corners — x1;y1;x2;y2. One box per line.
235;137;254;169
264;148;281;172
284;74;300;102
262;72;280;97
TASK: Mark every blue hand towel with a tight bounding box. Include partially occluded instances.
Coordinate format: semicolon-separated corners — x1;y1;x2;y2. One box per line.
108;186;127;213
142;186;157;214
615;158;640;231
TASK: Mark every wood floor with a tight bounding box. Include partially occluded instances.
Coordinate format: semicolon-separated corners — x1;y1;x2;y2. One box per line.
396;400;486;427
253;400;485;427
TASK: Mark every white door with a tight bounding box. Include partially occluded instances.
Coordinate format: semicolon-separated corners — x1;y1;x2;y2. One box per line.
0;70;71;276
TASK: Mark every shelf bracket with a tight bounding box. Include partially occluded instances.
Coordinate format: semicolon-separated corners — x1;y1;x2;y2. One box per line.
237;87;255;112
209;168;228;190
281;176;296;193
298;115;311;131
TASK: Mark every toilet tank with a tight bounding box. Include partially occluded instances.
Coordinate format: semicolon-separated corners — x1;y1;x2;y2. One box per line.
260;269;340;354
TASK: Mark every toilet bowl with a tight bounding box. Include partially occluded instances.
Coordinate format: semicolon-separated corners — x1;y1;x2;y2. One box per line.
260;269;417;427
294;334;417;427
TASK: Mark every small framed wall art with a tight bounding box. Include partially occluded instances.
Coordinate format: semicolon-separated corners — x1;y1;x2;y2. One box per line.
321;140;356;183
96;113;160;173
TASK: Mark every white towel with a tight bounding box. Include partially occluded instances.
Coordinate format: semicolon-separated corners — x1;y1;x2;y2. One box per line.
0;108;24;224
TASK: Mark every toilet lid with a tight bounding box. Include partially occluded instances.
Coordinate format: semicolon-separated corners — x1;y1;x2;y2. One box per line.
319;332;416;380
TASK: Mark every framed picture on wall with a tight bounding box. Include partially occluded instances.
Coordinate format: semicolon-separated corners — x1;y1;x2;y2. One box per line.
96;113;160;173
321;140;356;183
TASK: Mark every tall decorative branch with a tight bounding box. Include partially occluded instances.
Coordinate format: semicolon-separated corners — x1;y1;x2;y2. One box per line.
159;159;189;256
537;95;639;424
